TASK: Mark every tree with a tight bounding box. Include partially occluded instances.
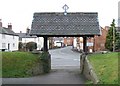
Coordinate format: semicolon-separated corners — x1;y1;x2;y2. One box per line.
105;19;120;51
26;42;37;51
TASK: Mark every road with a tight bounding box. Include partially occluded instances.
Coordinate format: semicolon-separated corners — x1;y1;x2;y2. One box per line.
2;46;87;84
49;46;80;69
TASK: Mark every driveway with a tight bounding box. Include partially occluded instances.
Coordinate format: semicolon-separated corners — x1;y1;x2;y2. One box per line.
2;46;87;84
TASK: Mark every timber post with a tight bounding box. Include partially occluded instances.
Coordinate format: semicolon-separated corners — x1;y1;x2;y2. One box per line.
83;36;87;54
43;36;48;52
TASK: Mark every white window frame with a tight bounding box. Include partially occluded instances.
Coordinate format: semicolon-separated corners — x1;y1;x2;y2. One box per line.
2;43;6;49
13;43;15;47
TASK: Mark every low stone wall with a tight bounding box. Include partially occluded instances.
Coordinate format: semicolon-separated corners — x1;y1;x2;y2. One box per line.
27;62;43;76
41;53;51;73
80;53;99;84
48;54;51;70
27;53;51;76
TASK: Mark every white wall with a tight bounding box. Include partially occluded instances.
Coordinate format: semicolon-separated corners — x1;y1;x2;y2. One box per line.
0;34;19;51
79;43;83;50
54;41;62;47
73;37;83;50
73;37;77;48
54;40;63;47
21;37;49;50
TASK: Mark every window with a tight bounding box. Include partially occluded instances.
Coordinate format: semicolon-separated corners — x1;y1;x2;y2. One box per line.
2;43;6;48
101;43;104;47
2;34;5;39
13;43;15;47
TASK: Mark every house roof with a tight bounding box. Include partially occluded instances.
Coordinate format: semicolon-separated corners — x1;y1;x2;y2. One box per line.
0;27;18;36
17;33;37;38
30;12;101;37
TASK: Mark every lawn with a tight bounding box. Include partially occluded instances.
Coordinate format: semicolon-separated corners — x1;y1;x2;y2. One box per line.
88;52;119;84
2;52;41;78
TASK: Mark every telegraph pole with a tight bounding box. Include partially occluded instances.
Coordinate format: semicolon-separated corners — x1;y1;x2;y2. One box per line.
113;24;115;52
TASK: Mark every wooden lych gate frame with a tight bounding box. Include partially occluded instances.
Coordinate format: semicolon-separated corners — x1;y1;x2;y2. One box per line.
30;12;101;54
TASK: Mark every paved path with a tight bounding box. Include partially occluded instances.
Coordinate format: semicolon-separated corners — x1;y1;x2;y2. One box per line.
2;46;87;84
2;69;86;84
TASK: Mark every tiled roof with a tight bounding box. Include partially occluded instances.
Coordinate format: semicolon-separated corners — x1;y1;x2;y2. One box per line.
0;27;18;36
30;12;100;36
17;33;37;38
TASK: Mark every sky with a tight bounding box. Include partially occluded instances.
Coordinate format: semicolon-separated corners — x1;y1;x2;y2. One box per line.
0;0;119;33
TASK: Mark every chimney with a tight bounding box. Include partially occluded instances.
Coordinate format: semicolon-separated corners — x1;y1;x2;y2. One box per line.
0;19;2;27
8;23;12;30
20;31;22;33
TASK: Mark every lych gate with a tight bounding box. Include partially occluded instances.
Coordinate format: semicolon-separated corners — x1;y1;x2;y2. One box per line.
29;11;101;83
30;12;100;53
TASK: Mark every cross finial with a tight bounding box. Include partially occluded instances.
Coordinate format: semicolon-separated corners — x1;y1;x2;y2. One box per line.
62;4;69;15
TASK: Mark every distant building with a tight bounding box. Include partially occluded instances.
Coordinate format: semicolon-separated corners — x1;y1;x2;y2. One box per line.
73;27;108;52
0;20;19;51
48;37;54;49
93;26;108;52
16;28;48;50
64;37;74;46
52;37;74;48
53;37;64;47
73;37;83;51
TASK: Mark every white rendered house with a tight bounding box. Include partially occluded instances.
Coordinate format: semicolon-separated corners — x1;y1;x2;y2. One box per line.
73;37;83;51
0;23;19;51
17;29;49;50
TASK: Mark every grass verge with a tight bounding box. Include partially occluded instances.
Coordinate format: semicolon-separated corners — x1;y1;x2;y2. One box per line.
88;52;118;84
2;52;41;78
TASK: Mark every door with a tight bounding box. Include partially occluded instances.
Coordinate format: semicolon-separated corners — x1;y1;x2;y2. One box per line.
8;43;10;51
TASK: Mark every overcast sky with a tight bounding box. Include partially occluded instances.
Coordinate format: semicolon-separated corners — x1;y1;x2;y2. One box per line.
0;0;119;33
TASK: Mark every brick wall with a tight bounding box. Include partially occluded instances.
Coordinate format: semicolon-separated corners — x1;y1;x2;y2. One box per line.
64;37;74;46
94;27;108;51
87;27;108;52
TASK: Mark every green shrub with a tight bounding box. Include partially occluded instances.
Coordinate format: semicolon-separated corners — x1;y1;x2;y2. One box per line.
26;42;37;51
18;42;23;51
